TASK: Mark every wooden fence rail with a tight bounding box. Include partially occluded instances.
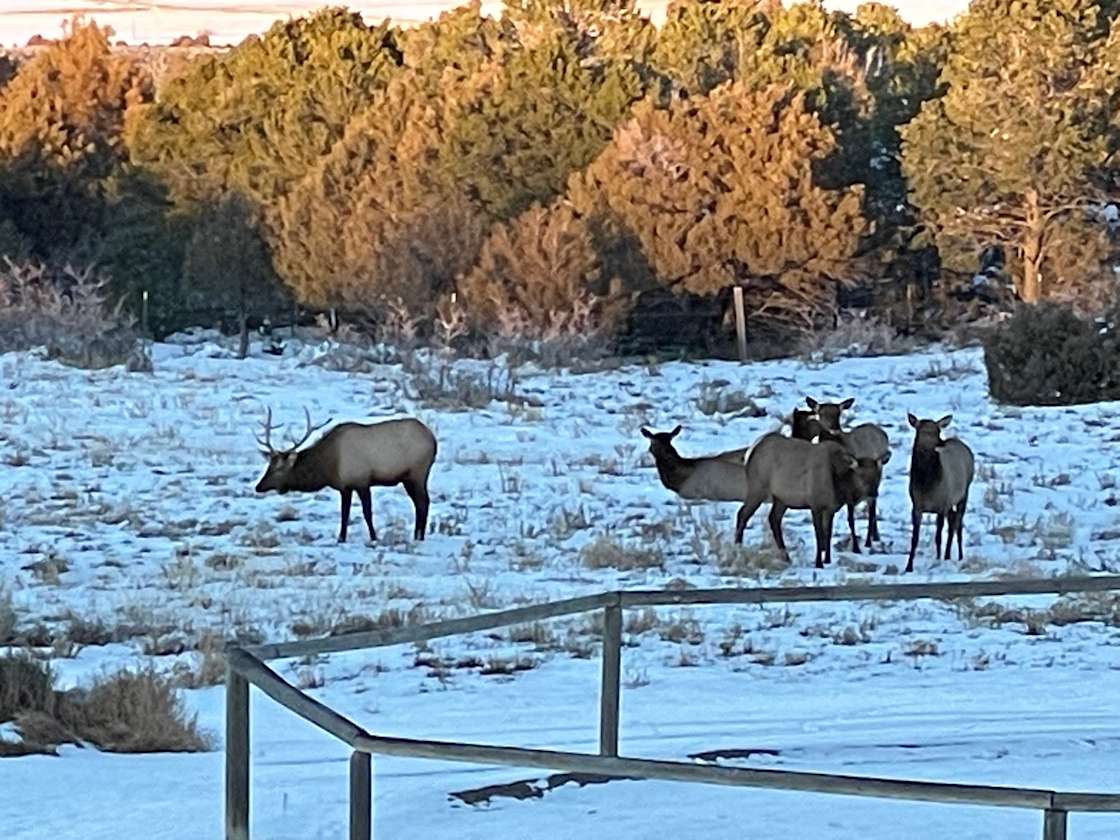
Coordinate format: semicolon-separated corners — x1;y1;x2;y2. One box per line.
226;576;1120;840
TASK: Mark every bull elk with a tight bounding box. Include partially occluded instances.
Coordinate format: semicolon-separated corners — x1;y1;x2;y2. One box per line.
906;413;975;573
804;397;891;549
254;408;438;543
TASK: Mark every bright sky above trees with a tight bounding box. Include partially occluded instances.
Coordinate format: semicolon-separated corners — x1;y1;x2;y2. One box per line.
0;1;970;47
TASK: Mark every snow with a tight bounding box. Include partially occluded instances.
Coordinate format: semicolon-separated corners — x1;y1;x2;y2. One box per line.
1;335;1119;838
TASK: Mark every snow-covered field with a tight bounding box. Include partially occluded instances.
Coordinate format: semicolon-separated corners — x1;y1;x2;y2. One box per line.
1;333;1119;839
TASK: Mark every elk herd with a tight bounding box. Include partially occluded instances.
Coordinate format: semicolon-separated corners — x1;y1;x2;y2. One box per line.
642;397;975;573
251;395;974;575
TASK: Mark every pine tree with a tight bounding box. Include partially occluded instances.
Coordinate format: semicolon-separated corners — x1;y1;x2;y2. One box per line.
901;0;1120;302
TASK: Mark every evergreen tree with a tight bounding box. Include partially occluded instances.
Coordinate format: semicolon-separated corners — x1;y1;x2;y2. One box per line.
438;13;651;220
125;8;403;208
0;19;149;255
650;0;775;95
569;82;870;337
901;0;1120;302
457;199;625;336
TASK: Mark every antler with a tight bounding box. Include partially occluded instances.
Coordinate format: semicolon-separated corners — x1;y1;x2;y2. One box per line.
286;407;333;450
256;407;281;454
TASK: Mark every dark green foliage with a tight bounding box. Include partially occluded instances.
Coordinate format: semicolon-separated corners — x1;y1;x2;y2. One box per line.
439;18;650;220
651;0;774;94
902;0;1120;302
983;303;1120;405
0;21;149;257
182;191;288;350
126;8;404;207
570;82;870;339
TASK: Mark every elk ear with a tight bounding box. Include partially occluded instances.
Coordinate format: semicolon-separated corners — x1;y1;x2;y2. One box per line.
669;424;682;438
907;413;919;428
640;427;653;439
806;397;819;410
937;415;953;429
840;397;855;410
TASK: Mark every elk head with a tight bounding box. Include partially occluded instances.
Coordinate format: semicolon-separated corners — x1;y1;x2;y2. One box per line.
907;413;952;451
806;397;854;433
254;407;332;493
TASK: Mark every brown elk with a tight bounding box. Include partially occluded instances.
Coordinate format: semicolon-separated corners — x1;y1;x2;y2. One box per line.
803;397;891;550
254;408;437;543
641;425;750;502
906;413;975;572
734;435;878;569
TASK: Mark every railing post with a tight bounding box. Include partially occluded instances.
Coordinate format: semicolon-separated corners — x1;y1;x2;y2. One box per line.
350;752;372;840
1042;809;1068;840
225;665;250;840
599;594;622;757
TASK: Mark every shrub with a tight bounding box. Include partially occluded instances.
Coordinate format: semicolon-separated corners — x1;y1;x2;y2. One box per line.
983;303;1120;406
73;666;213;753
0;657;213;755
0;259;142;368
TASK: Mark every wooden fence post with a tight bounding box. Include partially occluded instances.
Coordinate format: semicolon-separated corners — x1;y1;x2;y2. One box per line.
350;752;372;840
599;596;622;757
732;286;748;363
225;667;250;840
1042;809;1068;840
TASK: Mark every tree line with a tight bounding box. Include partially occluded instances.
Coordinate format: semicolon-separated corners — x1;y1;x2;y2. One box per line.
1;0;1118;353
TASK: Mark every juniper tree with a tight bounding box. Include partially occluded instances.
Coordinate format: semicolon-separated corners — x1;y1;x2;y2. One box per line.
569;82;870;338
457;200;626;338
125;8;403;208
0;19;149;255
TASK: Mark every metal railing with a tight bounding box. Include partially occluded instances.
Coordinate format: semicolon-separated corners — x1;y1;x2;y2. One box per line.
225;575;1120;840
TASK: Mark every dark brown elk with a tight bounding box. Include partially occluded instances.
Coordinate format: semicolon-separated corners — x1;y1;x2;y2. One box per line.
803;397;891;550
734;435;877;569
906;413;975;572
641;425;750;502
254;409;437;542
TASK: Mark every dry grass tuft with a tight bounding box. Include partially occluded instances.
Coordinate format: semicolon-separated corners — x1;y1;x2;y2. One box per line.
0;656;213;755
580;535;664;571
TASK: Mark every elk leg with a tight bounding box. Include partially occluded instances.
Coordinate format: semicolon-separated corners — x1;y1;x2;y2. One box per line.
906;508;921;573
734;491;765;545
810;508;829;569
943;508;959;561
866;497;879;547
357;487;377;542
847;502;860;554
338;489;353;543
404;479;430;541
934;513;945;559
955;496;969;561
767;501;789;563
821;508;837;567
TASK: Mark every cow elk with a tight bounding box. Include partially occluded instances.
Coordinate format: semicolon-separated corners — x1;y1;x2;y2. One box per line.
905;413;975;573
734;435;877;569
641;425;750;502
804;397;891;549
254;408;438;543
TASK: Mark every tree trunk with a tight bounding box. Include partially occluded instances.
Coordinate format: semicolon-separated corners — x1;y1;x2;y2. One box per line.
1019;188;1044;303
238;309;249;359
